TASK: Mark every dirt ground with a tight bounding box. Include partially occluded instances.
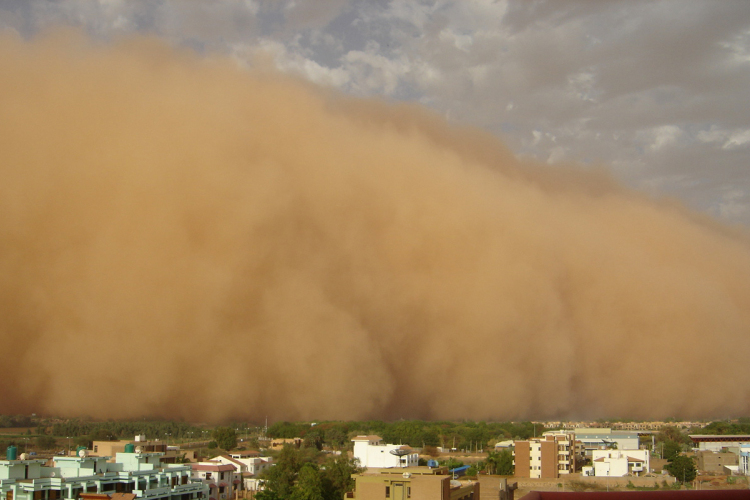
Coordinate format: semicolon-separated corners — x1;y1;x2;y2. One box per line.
477;474;750;500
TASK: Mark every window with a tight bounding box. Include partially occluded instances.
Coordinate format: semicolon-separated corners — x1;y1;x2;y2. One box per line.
407;487;411;498
205;473;212;480
385;486;390;498
220;472;225;480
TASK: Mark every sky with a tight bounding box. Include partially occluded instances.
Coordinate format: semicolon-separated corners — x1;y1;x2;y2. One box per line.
1;0;750;225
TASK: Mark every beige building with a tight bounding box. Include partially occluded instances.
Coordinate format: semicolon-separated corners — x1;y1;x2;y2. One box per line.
91;438;194;463
514;432;576;479
695;450;738;473
345;468;478;500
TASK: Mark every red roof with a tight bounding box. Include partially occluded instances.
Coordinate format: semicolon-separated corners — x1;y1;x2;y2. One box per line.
219;455;245;468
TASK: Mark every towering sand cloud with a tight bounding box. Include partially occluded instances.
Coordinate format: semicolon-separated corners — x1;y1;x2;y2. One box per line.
1;31;750;422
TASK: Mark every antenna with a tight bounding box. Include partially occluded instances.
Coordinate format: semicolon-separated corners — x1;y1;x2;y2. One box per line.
390;448;409;467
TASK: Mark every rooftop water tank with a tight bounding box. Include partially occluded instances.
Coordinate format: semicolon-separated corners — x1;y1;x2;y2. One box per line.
6;446;17;460
124;443;136;453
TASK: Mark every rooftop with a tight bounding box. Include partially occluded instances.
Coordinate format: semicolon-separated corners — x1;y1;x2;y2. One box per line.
351;435;382;442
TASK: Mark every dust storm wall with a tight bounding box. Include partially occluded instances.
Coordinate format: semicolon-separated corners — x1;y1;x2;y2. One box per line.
1;31;750;422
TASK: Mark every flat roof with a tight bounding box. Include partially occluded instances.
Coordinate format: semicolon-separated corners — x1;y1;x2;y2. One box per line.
689;435;750;442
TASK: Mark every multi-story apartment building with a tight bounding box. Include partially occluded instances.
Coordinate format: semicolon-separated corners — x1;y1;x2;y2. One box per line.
0;450;207;500
513;432;576;479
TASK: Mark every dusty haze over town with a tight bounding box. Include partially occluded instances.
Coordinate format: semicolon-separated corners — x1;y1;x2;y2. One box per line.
1;1;750;424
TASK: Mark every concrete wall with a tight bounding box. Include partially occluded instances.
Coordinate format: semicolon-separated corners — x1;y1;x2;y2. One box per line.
540;441;556;479
514;442;530;478
411;475;448;500
696;451;737;473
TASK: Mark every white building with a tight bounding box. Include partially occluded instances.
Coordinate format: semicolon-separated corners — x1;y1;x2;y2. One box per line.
689;435;750;452
210;454;272;476
740;444;750;476
0;451;206;500
574;428;641;455
583;449;650;477
190;461;240;500
351;436;418;469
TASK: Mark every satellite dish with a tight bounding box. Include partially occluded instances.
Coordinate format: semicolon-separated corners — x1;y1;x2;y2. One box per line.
135;446;143;453
402;472;411;479
390;449;409;457
450;480;462;488
19;453;28;460
78;449;87;458
50;472;56;477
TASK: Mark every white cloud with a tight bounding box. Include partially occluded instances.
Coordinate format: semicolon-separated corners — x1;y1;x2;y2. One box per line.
647;125;683;151
723;129;750;150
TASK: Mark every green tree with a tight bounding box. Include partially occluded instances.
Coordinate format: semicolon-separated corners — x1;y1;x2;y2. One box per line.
258;445;307;500
496;449;514;475
320;455;363;500
291;464;324;500
324;428;346;449
661;440;682;461
665;455;696;484
485;449;514;475
303;429;322;450
657;426;689;445
212;427;237;451
484;451;500;475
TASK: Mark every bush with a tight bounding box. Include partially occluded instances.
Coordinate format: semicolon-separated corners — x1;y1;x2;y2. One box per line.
568;480;603;492
423;445;440;457
208;441;218;449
